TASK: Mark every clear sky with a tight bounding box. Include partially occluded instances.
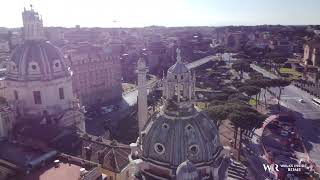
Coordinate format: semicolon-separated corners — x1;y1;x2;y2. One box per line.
1;0;320;28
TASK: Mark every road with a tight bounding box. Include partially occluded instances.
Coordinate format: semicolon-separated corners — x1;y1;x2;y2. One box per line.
251;64;320;168
85;78;159;137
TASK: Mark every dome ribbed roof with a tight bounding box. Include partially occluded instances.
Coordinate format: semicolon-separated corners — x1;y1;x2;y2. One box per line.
8;40;69;81
141;107;223;168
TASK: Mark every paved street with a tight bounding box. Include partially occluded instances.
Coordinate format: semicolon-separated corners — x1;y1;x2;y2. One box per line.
85;89;138;136
251;64;320;169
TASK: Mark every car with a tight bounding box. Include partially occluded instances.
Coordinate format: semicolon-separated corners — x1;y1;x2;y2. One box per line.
298;99;305;103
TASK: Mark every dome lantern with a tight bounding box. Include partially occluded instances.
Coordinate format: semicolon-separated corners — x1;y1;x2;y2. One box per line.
163;48;196;105
22;5;45;41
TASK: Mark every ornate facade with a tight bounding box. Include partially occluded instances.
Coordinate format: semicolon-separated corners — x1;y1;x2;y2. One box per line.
303;39;320;67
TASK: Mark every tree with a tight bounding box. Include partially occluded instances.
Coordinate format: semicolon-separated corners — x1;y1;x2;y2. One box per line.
244;78;272;107
228;93;250;103
238;85;261;106
219;102;253;148
228;110;265;160
232;60;252;79
207;105;228;129
270;79;291;110
272;58;288;73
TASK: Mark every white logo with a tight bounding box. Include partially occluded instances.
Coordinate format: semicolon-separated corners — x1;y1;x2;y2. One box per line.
263;164;279;172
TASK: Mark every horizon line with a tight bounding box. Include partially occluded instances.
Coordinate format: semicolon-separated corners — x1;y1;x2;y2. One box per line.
0;24;319;30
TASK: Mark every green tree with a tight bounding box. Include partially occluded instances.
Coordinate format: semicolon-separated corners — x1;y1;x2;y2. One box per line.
272;58;288;73
232;60;252;79
244;78;272;107
238;85;261;106
228;93;250;103
207;105;228;129
228;110;265;160
270;79;291;110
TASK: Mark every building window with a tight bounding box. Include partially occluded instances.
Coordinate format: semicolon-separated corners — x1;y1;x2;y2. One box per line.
181;75;184;79
189;145;199;155
59;88;65;100
154;143;165;155
33;91;42;104
174;75;177;79
14;90;18;100
31;65;37;70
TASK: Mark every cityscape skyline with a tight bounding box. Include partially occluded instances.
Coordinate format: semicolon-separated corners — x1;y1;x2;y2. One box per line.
1;3;320;180
1;0;320;28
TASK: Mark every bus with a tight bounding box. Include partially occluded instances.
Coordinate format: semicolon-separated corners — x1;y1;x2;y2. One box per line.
312;98;320;106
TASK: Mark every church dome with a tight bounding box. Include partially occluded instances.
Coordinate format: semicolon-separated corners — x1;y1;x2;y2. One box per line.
141;107;223;168
7;40;70;81
176;160;199;180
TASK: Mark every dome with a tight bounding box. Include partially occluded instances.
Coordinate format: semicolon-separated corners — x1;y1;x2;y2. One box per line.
176;160;199;180
141;107;223;168
7;40;69;81
167;61;189;74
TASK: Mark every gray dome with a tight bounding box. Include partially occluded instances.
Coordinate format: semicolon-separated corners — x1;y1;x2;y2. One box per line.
167;61;189;74
8;40;69;81
141;107;223;168
176;160;199;180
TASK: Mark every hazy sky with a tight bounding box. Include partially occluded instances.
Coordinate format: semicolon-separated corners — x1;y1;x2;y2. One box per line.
1;0;320;28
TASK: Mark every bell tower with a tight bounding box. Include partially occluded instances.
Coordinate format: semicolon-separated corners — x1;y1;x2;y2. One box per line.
22;5;45;41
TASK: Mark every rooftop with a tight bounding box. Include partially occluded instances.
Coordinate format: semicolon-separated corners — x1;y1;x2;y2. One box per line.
23;154;100;180
0;140;101;180
24;160;83;180
80;133;131;173
0;140;45;168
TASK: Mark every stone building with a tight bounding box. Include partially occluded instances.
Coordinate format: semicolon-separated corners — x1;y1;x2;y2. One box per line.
64;43;122;106
0;102;16;138
303;38;320;66
130;49;230;180
4;6;85;131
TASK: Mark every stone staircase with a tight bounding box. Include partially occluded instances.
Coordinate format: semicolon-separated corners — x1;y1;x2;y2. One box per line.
226;159;247;180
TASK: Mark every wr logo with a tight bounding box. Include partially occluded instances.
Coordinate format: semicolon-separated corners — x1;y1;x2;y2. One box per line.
263;164;279;172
